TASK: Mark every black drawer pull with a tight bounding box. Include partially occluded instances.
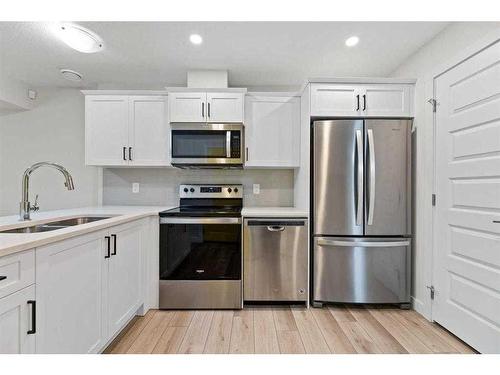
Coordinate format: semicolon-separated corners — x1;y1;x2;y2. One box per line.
105;236;111;258
27;300;36;334
111;234;117;256
0;276;6;281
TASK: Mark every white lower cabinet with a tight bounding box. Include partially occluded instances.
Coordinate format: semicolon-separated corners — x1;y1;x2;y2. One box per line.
0;285;36;354
35;220;144;353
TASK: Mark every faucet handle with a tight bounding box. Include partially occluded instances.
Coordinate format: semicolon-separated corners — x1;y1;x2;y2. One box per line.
31;194;40;212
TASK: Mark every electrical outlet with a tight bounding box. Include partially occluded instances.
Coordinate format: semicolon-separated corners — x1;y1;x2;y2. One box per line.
253;183;260;195
132;182;140;193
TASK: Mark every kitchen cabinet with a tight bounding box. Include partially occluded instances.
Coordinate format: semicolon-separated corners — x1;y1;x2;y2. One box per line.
244;94;300;168
35;221;143;353
169;91;244;123
0;285;36;354
310;83;413;117
85;94;169;166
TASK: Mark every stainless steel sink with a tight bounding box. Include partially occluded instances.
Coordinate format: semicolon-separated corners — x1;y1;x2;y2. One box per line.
0;216;113;234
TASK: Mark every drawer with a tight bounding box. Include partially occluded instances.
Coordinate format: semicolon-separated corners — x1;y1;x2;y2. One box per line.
0;250;35;299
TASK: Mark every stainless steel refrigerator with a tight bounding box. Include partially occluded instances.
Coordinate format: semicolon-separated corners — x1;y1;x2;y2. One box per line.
312;119;412;307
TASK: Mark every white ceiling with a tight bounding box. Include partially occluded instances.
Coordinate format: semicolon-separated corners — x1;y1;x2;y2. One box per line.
0;22;448;89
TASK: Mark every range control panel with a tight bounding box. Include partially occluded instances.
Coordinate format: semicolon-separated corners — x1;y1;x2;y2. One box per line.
179;184;243;199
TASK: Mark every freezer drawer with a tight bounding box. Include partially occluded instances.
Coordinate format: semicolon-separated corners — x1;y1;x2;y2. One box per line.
244;218;308;302
313;237;410;304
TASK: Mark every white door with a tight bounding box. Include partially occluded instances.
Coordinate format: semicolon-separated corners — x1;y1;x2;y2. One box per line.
107;222;142;338
310;84;362;117
362;85;411;117
85;95;129;166
129;96;170;166
0;285;36;354
169;92;206;122
206;92;244;122
36;232;107;353
245;95;300;167
433;40;500;353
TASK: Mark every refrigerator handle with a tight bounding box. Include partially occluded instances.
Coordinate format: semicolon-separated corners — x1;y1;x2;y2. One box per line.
367;129;376;225
355;129;363;226
317;239;410;247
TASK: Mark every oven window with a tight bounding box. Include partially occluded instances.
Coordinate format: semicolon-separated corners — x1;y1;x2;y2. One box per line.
172;130;227;158
160;223;241;280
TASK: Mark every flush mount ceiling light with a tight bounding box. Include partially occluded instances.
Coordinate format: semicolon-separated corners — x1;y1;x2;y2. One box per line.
345;36;360;47
55;23;104;53
189;34;203;45
60;69;83;82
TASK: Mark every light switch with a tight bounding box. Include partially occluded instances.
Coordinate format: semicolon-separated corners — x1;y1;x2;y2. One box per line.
132;182;140;193
253;184;260;195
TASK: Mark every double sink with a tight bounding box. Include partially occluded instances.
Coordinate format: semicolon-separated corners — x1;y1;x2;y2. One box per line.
0;216;113;234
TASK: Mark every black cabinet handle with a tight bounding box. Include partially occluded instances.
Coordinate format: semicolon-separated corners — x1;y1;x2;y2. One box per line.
246;147;249;162
494;220;500;223
202;102;205;118
27;300;36;334
105;236;111;258
363;94;367;111
123;147;127;161
208;102;211;118
128;147;133;161
0;276;6;281
356;95;360;111
111;234;117;256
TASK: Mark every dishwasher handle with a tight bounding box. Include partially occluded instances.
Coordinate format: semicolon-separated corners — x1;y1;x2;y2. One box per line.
246;220;306;227
267;226;285;232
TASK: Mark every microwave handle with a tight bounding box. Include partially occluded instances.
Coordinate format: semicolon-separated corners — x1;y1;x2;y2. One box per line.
226;131;231;158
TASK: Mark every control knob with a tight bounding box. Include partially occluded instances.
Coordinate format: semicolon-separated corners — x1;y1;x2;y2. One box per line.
183;187;188;193
234;188;238;193
190;188;195;193
227;188;232;193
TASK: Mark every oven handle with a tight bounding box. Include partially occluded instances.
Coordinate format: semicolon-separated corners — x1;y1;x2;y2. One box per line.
160;217;241;224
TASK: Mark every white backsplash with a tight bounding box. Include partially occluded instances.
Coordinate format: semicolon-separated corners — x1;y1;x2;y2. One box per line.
102;168;294;207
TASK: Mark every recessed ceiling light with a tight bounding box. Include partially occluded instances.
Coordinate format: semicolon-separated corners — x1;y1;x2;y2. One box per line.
60;69;83;82
345;36;360;47
189;34;203;45
55;23;104;53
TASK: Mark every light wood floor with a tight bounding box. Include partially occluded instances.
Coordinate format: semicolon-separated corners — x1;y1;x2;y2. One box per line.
104;305;476;354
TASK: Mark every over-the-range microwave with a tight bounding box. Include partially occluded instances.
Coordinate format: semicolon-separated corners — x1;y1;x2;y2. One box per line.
170;123;244;169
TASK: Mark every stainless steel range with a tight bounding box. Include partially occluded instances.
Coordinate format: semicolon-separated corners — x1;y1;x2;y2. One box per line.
159;184;243;309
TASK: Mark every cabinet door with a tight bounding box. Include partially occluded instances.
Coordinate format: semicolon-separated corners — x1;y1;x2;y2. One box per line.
245;95;300;167
362;85;412;117
85;95;129;166
107;222;142;338
129;96;170;166
0;285;36;354
36;232;107;353
206;92;244;123
169;92;206;122
310;84;362;117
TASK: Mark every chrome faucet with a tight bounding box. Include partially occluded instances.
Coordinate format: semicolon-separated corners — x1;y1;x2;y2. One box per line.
20;162;75;221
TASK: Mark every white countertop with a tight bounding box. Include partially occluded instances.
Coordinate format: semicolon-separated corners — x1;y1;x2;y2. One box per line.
241;207;308;218
0;206;172;258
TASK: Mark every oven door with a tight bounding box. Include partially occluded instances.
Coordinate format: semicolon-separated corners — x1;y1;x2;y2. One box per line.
170;123;243;166
159;217;243;309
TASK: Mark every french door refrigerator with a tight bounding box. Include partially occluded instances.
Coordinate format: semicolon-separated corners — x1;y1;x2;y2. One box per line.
312;119;412;307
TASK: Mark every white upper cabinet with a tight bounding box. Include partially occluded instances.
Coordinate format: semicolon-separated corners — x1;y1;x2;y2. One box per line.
311;85;362;117
85;96;129;166
169;91;245;123
129;96;169;166
168;92;206;122
362;84;411;117
310;83;414;117
245;95;300;168
85;94;169;167
206;92;244;122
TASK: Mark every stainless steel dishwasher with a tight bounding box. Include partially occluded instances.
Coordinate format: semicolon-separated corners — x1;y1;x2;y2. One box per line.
243;218;308;302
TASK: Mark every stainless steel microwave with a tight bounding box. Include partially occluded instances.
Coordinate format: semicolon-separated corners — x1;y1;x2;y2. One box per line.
170;123;244;168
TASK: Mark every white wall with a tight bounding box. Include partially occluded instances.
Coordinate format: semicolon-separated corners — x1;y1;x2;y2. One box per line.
0;88;99;216
390;22;500;318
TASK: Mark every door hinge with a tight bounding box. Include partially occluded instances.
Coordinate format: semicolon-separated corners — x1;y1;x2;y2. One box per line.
427;98;438;113
427;285;435;300
432;194;436;206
